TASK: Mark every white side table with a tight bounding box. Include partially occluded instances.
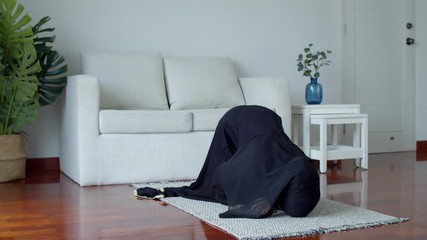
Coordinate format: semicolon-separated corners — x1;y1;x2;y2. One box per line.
291;104;361;156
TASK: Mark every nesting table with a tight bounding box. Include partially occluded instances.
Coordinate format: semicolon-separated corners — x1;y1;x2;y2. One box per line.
291;104;368;173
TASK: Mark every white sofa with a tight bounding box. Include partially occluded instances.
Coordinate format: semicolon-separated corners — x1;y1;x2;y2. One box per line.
60;52;292;186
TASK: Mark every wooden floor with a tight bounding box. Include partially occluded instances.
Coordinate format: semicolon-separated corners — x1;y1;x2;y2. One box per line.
1;152;426;240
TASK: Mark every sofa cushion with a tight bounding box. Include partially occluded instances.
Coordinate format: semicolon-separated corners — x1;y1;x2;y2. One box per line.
191;108;231;131
81;51;169;110
99;110;192;133
164;57;245;110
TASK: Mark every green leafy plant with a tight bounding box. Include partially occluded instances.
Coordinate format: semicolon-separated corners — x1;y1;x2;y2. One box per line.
33;16;68;106
0;0;67;134
0;0;41;134
297;43;332;79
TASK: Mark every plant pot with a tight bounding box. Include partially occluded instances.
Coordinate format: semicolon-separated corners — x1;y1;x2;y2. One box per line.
0;134;26;182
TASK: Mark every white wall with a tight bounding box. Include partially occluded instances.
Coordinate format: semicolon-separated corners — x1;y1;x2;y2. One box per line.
20;0;344;157
415;0;427;141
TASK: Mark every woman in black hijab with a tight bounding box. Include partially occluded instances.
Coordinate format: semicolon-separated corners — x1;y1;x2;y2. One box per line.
135;105;320;219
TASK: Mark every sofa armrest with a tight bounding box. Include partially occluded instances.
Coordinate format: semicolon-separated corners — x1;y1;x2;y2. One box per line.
239;77;292;135
59;75;100;185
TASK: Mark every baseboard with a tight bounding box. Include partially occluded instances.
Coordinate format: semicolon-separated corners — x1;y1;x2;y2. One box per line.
416;141;427;160
26;157;60;174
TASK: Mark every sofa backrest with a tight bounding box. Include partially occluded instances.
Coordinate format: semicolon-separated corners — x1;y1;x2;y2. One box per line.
81;51;169;110
163;57;245;110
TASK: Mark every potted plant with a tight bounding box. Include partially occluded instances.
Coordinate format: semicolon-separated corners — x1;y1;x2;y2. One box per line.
297;43;332;104
0;0;67;182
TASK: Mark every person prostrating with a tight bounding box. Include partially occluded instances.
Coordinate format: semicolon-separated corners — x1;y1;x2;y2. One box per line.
135;105;320;219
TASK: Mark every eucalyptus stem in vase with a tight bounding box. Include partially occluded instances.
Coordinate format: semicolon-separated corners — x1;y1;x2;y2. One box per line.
297;43;332;104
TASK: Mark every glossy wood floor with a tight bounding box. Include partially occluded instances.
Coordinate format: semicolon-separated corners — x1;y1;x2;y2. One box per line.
1;152;426;240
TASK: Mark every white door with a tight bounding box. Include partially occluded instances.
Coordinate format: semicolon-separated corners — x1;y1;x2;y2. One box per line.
343;0;415;153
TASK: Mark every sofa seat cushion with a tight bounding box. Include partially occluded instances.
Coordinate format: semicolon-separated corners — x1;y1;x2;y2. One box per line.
164;57;245;110
81;51;169;110
99;110;192;133
191;108;231;131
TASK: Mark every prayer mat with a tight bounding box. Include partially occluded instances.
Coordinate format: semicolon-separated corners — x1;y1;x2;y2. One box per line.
133;181;407;239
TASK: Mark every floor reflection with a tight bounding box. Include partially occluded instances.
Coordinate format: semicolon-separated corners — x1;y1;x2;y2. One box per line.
320;166;368;208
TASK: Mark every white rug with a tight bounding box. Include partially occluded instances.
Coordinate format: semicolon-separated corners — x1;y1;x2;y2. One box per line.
133;182;408;239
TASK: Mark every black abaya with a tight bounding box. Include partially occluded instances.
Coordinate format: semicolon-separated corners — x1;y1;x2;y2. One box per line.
136;105;320;218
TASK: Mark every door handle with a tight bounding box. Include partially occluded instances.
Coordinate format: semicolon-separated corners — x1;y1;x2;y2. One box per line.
406;38;415;45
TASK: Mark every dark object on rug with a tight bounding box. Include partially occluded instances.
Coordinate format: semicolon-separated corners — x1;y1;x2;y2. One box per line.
134;187;165;200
